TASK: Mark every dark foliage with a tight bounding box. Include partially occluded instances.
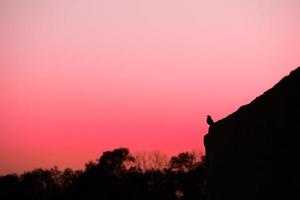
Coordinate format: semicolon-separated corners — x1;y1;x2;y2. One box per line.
0;148;207;200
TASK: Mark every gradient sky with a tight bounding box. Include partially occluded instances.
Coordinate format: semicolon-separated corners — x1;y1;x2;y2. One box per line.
1;0;300;175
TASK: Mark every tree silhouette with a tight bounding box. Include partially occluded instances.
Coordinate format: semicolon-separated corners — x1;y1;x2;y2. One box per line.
135;151;169;172
98;147;135;175
169;152;195;172
0;148;208;200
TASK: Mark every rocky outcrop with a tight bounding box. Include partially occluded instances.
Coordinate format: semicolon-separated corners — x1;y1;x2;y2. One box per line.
204;67;300;200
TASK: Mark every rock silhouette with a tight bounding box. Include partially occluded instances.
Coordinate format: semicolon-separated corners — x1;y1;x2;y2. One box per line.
204;67;300;200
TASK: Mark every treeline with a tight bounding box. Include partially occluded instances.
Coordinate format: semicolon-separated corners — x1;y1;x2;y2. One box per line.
0;148;207;200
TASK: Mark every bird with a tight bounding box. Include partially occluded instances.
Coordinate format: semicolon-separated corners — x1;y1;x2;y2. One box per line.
206;115;214;126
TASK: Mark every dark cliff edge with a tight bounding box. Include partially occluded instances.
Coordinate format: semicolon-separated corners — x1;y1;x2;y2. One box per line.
204;67;300;200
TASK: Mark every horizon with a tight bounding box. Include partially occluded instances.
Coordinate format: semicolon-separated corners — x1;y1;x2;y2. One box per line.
1;0;300;175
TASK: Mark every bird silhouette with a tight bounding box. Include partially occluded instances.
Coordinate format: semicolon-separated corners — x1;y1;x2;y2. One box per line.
206;115;214;126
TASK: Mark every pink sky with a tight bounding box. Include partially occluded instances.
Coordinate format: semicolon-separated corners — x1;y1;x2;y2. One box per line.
1;0;300;175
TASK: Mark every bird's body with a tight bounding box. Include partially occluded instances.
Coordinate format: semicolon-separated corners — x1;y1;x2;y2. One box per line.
206;115;214;126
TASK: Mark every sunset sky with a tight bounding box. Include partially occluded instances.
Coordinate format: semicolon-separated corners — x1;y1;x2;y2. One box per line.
1;0;300;175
